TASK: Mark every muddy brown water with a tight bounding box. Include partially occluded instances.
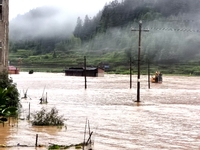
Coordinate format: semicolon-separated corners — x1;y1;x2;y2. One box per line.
0;72;200;150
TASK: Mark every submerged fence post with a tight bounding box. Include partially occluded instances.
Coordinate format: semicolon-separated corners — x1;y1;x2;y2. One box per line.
28;102;30;120
46;92;48;103
84;56;87;89
83;118;87;150
148;60;150;89
130;57;132;89
88;120;91;144
35;134;38;147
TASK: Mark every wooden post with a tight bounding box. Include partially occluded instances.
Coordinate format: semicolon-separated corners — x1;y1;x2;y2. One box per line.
86;132;93;145
148;60;150;89
28;102;30;120
84;56;87;89
17;116;18;127
35;134;38;147
88;120;91;144
46;92;48;103
130;57;132;89
83;118;87;150
24;88;28;98
88;120;90;135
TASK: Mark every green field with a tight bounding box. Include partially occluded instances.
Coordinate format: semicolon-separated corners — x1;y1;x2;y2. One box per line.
9;49;200;75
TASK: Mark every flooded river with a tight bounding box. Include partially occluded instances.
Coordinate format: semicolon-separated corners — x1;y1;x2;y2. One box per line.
0;72;200;150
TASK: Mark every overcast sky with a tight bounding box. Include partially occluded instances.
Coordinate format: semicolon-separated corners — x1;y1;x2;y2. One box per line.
9;0;112;20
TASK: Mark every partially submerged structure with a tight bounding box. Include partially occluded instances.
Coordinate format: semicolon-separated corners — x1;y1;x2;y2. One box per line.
0;0;9;74
151;71;163;83
64;67;104;77
8;66;19;74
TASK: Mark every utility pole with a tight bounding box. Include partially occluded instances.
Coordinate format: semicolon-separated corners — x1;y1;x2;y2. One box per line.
84;56;87;89
132;20;149;102
130;57;132;89
148;59;150;89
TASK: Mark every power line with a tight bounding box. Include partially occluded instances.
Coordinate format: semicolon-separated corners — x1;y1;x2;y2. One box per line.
147;27;200;33
143;19;199;23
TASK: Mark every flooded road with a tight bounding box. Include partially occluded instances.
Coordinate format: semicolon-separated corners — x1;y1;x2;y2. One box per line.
0;72;200;150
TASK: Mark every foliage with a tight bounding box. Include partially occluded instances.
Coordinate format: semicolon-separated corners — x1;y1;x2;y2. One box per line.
0;87;14;110
31;107;64;126
0;72;20;121
0;72;20;109
48;143;83;150
0;87;9;117
1;106;18;118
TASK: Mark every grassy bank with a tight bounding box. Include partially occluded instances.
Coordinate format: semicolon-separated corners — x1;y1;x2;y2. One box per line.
9;49;200;75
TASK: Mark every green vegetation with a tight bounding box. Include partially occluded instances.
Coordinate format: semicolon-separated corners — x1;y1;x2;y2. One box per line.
48;143;83;150
31;107;64;126
0;72;20;123
9;49;200;75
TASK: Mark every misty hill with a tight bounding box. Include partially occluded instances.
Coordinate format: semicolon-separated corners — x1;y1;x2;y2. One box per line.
73;0;200;63
9;0;200;66
74;0;200;40
9;6;75;41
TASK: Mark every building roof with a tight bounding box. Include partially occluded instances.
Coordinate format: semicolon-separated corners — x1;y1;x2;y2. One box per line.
66;67;98;71
8;66;18;71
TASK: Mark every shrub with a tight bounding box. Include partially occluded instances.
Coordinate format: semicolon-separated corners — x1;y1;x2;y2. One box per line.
31;107;64;126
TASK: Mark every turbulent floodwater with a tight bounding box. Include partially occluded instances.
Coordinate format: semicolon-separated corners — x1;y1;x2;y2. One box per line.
0;72;200;150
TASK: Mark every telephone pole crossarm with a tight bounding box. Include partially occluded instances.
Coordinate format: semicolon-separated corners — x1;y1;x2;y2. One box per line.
131;28;150;32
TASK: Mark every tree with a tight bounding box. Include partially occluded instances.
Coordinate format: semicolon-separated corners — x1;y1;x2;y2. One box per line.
52;50;57;58
74;17;83;37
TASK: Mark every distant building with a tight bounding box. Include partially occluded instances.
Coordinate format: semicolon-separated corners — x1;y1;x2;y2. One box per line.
0;0;9;73
64;67;104;77
8;66;19;74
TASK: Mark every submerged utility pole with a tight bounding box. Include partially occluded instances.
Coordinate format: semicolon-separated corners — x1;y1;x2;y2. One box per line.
130;57;132;89
148;60;150;89
84;56;87;89
132;20;149;102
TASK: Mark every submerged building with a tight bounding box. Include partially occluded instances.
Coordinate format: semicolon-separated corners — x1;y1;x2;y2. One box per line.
65;67;104;77
0;0;9;73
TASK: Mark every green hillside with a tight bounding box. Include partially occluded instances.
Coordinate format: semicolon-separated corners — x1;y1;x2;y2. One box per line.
9;0;200;75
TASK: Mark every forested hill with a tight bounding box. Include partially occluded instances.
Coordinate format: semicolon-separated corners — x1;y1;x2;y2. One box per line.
9;0;200;64
74;0;200;41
